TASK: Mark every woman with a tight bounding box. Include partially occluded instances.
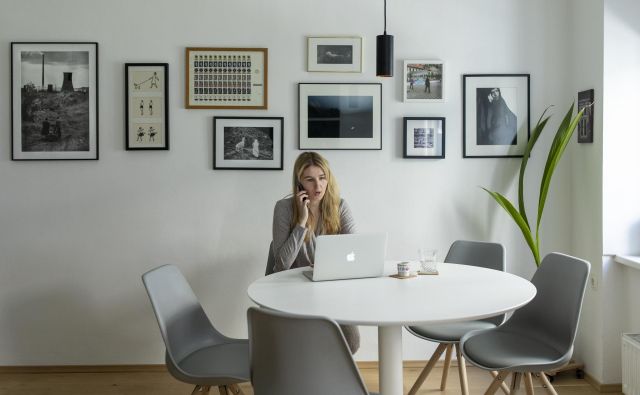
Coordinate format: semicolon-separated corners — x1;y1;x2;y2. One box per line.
270;151;360;353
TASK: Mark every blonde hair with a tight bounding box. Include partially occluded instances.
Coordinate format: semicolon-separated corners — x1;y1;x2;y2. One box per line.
292;152;341;240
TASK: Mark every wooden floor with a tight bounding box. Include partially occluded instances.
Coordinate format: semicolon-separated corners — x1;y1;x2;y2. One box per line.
0;365;619;395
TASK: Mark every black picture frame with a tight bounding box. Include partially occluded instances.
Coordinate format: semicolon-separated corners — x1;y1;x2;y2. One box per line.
463;74;530;158
125;63;169;150
577;89;594;143
11;42;99;160
213;116;284;170
298;83;382;150
403;117;445;159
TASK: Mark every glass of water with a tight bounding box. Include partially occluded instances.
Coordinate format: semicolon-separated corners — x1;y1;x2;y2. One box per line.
418;248;438;274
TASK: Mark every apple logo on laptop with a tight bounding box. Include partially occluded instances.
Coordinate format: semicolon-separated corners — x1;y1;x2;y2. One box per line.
346;251;356;262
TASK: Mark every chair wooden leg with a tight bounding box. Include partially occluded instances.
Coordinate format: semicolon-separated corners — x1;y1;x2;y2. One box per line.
491;370;511;395
485;371;509;395
191;385;211;395
454;343;469;395
218;386;229;395
535;372;559;395
524;372;535;395
231;384;246;395
440;344;454;390
408;343;448;395
510;372;522;394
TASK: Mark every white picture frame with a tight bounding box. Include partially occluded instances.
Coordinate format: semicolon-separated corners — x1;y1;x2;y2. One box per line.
403;60;444;103
307;36;363;73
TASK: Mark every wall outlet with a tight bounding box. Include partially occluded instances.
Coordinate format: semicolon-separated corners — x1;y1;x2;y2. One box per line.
590;276;598;290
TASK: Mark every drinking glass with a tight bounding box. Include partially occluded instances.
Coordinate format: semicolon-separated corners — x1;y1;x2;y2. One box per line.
418;248;438;274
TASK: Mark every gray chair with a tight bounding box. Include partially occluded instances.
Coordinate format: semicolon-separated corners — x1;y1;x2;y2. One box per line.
460;252;590;395
142;264;250;395
265;241;275;276
406;240;506;395
247;307;377;395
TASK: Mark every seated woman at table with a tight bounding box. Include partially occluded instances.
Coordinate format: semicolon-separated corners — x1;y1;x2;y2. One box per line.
270;151;360;353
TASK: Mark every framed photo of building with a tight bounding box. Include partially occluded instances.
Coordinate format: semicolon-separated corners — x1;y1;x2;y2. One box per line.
577;89;594;143
185;47;267;110
307;36;363;73
125;63;169;150
11;42;99;160
403;117;445;159
298;83;382;150
403;60;444;102
213;116;283;170
463;74;530;158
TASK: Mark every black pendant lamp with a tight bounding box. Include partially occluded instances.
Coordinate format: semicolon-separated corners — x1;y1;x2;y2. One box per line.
376;0;394;77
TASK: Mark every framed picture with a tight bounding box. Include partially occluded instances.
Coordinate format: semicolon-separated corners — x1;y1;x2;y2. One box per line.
213;117;283;170
463;74;530;158
307;36;362;73
403;60;444;102
185;47;267;110
11;42;98;160
577;89;594;143
125;63;169;150
298;83;382;150
403;117;445;159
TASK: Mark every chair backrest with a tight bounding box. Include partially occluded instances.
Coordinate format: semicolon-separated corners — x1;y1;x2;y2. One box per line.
142;265;226;367
265;241;275;276
503;252;590;354
247;307;369;395
445;240;505;325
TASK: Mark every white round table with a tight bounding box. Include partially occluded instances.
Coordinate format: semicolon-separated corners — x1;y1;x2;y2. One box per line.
247;262;536;395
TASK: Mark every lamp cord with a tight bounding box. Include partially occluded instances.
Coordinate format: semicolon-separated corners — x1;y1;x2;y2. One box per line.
384;0;387;34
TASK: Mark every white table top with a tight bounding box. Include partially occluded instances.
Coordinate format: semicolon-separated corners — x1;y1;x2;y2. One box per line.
247;262;536;326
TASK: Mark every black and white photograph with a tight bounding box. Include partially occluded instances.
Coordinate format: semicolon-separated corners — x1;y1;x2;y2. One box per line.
299;83;382;149
307;37;362;73
11;42;98;160
463;74;530;158
403;117;445;158
577;89;594;143
403;60;444;102
126;63;169;150
213;117;283;170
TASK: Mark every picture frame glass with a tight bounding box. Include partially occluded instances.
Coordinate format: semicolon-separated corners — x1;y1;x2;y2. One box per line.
12;42;98;160
299;83;382;150
463;75;530;157
126;63;168;150
307;37;362;73
213;117;283;170
404;118;444;158
404;60;444;102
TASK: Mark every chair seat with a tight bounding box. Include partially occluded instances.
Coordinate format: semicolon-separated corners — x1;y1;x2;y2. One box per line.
168;341;250;385
407;320;497;343
461;330;571;372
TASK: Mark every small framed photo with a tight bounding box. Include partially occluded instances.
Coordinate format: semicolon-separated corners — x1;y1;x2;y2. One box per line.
463;74;530;158
403;60;444;102
213;117;283;170
307;36;362;73
11;42;99;160
186;47;267;110
298;83;382;150
125;63;169;150
577;89;594;143
403;117;445;159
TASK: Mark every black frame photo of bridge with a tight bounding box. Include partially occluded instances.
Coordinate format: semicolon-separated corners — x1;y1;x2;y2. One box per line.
11;42;99;160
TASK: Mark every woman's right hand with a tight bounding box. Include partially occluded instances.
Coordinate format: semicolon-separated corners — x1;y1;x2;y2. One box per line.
296;189;309;227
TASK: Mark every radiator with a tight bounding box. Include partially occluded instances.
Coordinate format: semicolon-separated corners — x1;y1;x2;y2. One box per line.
623;333;640;395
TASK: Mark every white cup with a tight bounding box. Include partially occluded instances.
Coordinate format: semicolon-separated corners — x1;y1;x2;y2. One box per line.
418;248;438;274
397;262;411;277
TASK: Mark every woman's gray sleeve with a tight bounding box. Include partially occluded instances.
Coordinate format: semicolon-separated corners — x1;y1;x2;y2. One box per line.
272;201;307;272
339;199;357;234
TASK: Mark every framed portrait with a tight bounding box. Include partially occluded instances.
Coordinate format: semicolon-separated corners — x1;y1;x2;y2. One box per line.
577;89;594;143
403;60;444;102
11;42;99;160
463;74;530;158
298;83;382;150
403;117;445;159
185;47;267;110
125;63;169;150
307;36;363;73
213;116;283;170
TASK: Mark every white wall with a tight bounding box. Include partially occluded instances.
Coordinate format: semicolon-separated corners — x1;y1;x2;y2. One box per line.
0;0;574;365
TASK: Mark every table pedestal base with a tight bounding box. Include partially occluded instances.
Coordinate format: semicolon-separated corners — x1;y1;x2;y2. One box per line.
378;325;403;395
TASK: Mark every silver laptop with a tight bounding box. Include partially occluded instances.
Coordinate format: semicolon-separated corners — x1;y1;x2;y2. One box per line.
302;233;387;281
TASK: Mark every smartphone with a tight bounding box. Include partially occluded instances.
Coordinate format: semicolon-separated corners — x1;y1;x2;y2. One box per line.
297;183;308;201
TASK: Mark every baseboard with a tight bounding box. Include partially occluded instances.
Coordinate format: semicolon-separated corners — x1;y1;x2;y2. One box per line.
0;364;167;374
584;373;623;393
